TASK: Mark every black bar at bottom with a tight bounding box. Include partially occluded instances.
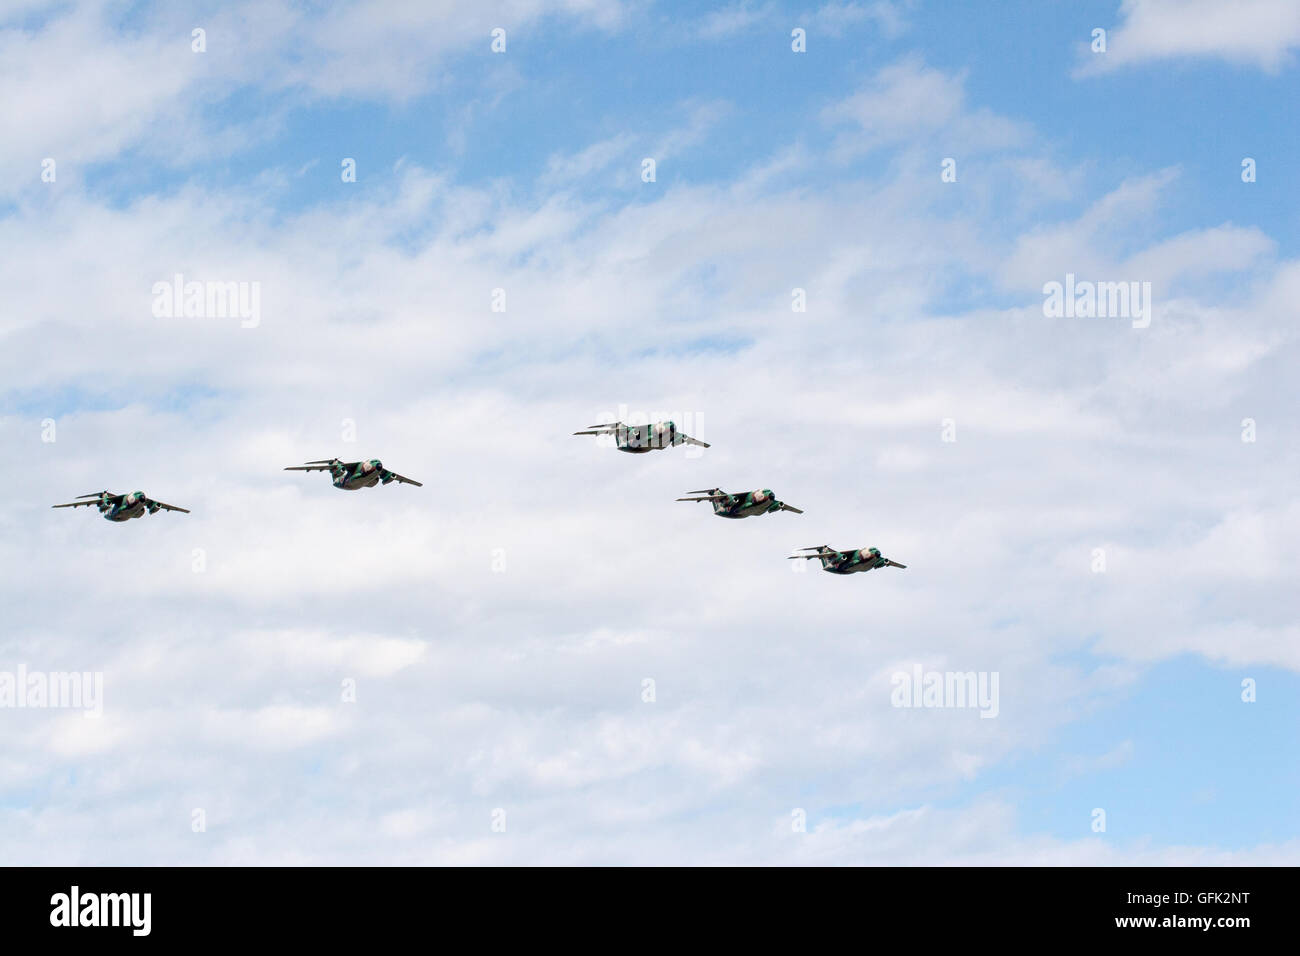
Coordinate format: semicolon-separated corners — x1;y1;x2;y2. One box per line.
0;865;1287;942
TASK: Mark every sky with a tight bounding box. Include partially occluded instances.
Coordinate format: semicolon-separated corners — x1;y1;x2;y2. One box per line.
0;0;1297;865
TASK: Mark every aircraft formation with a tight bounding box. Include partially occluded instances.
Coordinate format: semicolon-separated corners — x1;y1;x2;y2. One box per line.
573;419;906;575
51;458;421;521
52;425;906;576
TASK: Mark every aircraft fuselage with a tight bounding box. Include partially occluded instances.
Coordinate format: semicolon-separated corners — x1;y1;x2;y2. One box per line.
821;553;885;573
615;423;679;453
714;499;777;518
103;494;148;521
333;460;384;489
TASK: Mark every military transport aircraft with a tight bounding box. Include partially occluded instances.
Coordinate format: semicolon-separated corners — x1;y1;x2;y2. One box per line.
284;458;422;490
52;490;190;521
573;421;709;453
676;488;803;518
788;545;907;574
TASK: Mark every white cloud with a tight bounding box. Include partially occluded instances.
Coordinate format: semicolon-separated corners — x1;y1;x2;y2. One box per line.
783;802;1300;866
811;1;911;40
822;57;1032;160
1079;0;1300;74
0;0;633;197
696;1;774;39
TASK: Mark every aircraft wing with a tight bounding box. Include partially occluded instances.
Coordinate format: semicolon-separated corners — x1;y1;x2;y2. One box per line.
778;503;804;514
573;423;621;436
676;492;728;502
883;559;907;569
147;499;191;513
284;462;338;472
385;472;423;487
788;546;829;560
676;434;710;448
52;499;108;509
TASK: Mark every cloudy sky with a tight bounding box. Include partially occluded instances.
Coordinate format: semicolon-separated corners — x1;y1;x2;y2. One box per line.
1;0;1297;865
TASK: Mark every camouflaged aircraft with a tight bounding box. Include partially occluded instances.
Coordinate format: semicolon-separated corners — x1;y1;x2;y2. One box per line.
284;458;422;490
52;490;190;521
572;421;709;453
676;487;803;518
788;545;907;574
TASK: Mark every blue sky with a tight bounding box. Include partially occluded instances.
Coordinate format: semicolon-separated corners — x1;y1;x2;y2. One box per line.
0;0;1297;864
75;0;1300;251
